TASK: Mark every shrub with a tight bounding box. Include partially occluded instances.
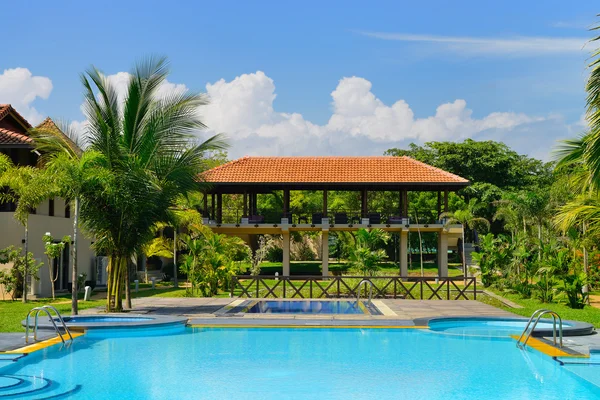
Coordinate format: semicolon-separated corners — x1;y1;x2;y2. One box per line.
266;247;283;263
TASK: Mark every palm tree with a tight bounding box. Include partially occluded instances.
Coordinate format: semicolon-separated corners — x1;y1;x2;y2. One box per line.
75;57;227;311
0;154;58;302
30;120;84;314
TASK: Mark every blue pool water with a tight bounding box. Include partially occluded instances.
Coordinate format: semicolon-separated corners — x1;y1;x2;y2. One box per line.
428;318;574;337
1;327;600;399
246;300;371;314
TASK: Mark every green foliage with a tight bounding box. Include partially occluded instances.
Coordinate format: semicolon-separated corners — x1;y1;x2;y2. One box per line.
560;274;589;309
472;234;510;287
0;246;43;300
179;227;250;296
347;229;390;276
385;140;553;190
266;247;283;263
65;57;227;311
43;233;70;299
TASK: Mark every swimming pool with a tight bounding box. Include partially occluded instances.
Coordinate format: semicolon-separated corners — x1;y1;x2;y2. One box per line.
1;327;599;399
244;300;381;315
426;317;594;337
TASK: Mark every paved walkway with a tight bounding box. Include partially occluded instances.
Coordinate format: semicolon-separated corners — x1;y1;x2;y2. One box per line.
79;297;513;321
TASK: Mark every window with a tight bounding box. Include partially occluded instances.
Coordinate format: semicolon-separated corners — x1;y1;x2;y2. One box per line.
65;204;71;218
49;199;55;217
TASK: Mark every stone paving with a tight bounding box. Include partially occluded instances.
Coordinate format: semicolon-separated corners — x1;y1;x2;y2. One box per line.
79;297;514;321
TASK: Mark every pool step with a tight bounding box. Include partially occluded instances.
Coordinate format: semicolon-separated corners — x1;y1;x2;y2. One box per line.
0;374;81;399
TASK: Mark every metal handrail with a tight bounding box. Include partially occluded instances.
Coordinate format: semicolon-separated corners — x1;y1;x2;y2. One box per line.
356;279;374;305
516;309;563;349
42;305;73;342
25;305;73;345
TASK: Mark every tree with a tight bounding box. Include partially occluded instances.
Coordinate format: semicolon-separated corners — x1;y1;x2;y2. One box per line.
74;57;227;311
43;233;70;300
0;154;57;302
385;140;553;227
348;229;390;276
441;206;490;274
0;246;43;300
31;120;84;314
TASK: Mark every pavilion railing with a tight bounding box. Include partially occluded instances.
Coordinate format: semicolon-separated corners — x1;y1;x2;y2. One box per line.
214;209;441;225
230;275;476;300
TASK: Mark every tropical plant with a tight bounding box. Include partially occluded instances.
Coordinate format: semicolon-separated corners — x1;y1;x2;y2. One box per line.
348;246;387;276
250;236;273;276
42;233;70;299
471;234;511;287
560;274;589;309
179;229;249;296
0;246;43;300
442;206;490;274
0;154;58;302
347;229;390;276
30;120;85;314
69;57;226;311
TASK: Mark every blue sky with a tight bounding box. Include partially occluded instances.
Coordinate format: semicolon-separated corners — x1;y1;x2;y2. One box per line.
0;1;597;159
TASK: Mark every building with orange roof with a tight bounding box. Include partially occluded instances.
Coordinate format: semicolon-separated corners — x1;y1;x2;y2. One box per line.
201;156;469;277
0;105;97;298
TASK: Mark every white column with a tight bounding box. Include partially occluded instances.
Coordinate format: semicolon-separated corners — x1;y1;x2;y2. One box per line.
322;231;329;277
282;231;290;276
437;230;448;277
400;231;408;278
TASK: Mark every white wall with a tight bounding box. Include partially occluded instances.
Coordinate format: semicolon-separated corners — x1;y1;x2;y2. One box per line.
0;209;95;298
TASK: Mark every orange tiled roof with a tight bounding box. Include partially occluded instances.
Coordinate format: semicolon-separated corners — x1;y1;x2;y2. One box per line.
0;128;32;145
0;104;33;146
0;104;32;129
35;117;81;153
202;156;469;184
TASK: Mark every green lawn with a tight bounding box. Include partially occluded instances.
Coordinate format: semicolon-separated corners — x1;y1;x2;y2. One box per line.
0;296;105;333
479;289;600;328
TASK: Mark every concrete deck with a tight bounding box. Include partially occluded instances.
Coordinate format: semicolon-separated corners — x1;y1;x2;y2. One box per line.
77;297;514;320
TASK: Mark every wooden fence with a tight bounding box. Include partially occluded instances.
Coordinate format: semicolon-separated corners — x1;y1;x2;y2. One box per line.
231;275;476;300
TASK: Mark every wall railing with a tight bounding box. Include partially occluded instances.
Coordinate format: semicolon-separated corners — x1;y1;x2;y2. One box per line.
231;275;476;300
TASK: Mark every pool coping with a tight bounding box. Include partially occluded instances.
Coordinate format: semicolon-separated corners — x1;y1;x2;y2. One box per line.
414;316;596;337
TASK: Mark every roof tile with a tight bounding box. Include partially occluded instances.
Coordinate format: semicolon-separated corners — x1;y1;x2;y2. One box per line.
202;156;469;184
0;128;32;145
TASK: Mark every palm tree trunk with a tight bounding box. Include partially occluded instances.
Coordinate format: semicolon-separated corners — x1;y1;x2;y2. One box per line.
583;222;589;297
537;222;542;262
125;258;132;309
22;215;29;303
71;198;79;315
173;228;178;288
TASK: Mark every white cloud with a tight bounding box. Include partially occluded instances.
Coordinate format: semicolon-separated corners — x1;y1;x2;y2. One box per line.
203;71;542;157
357;31;587;56
68;69;570;160
0;68;53;124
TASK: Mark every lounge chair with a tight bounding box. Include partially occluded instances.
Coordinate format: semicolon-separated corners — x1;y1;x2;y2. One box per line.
312;213;323;224
334;213;348;224
387;215;403;224
248;215;264;224
368;213;381;224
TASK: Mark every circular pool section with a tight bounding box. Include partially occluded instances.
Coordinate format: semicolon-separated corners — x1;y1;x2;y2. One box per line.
423;317;594;337
23;314;187;336
63;316;153;323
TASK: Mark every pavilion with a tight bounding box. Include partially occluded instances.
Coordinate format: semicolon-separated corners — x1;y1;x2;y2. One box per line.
201;156;470;277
